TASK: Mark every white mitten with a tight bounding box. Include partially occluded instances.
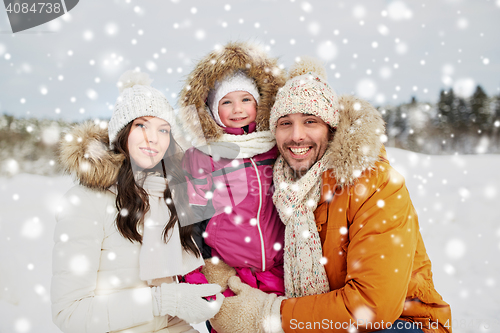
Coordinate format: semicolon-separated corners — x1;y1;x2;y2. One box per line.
152;283;224;324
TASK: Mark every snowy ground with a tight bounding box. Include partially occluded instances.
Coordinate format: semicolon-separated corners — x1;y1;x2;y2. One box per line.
0;147;498;333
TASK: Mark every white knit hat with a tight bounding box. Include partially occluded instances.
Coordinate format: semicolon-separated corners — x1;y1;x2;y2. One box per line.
207;70;260;127
270;57;339;135
108;70;176;145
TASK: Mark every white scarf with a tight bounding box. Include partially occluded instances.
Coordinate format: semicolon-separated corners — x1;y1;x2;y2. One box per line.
195;130;275;159
137;176;204;282
272;152;332;298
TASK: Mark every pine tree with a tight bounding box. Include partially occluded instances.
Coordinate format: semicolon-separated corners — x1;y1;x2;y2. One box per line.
470;85;489;132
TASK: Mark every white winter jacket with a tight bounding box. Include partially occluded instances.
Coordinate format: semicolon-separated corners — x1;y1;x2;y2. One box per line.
51;122;200;333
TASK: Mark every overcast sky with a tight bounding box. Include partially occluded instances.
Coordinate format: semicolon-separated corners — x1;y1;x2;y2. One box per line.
1;0;499;121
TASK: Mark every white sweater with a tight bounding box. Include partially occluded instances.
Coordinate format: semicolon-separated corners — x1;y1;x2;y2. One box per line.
51;185;159;332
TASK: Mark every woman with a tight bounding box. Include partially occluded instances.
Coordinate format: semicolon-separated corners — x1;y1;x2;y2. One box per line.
51;71;223;333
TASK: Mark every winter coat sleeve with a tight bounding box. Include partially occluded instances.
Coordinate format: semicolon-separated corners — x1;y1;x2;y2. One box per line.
51;186;154;333
281;160;420;332
183;148;216;258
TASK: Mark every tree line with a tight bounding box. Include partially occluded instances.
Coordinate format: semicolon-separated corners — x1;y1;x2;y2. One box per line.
1;85;499;175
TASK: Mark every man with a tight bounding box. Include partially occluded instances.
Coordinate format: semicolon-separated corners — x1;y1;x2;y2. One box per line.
208;59;452;333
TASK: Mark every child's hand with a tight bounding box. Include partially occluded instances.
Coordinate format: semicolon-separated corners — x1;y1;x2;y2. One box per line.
201;258;237;292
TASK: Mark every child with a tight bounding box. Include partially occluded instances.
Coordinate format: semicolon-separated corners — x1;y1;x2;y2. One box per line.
178;42;287;330
52;71;223;333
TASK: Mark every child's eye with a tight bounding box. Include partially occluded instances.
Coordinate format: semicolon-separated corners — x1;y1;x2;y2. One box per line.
222;100;231;105
242;98;251;102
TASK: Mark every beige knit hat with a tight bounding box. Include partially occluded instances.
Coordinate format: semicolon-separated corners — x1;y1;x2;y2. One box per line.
108;70;176;145
270;57;339;134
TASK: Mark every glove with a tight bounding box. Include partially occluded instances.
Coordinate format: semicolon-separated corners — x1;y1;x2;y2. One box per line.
210;276;286;333
201;258;237;292
152;282;224;324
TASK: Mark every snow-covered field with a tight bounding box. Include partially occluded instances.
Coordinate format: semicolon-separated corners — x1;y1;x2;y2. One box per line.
0;147;498;333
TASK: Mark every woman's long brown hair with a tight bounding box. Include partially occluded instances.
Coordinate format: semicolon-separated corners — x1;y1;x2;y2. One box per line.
112;121;199;257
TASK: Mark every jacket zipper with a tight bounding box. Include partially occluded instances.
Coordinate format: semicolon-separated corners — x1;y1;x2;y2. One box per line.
250;157;266;271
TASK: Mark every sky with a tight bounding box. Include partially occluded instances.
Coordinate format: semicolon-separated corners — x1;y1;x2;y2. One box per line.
1;0;500;122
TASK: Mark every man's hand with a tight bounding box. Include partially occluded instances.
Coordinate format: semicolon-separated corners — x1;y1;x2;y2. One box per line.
201;258;236;292
210;276;285;333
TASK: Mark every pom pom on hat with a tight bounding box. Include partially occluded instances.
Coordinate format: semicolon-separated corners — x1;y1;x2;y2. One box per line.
108;70;176;146
117;70;153;93
269;57;339;134
288;56;327;81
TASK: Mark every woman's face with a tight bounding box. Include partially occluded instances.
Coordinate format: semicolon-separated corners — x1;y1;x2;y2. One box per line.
127;116;171;169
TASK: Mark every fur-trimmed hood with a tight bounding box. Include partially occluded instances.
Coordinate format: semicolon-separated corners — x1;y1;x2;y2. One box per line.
325;94;385;187
59;122;124;191
178;41;286;143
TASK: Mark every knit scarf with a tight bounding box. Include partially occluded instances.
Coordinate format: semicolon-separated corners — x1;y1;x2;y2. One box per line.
272;152;332;298
196;130;275;159
138;176;204;282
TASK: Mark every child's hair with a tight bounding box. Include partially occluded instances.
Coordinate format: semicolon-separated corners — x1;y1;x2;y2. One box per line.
112;121;199;257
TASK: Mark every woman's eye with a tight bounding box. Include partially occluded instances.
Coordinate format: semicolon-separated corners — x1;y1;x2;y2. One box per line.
279;121;290;126
135;123;145;128
160;129;170;134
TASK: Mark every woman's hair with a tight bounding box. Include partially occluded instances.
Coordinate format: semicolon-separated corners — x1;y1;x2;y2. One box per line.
112;121;199;257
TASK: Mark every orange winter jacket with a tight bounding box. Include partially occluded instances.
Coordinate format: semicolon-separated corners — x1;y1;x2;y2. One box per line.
281;150;452;333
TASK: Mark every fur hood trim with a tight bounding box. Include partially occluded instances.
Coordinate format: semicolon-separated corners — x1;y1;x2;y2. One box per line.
59;122;124;191
328;95;386;187
178;41;286;143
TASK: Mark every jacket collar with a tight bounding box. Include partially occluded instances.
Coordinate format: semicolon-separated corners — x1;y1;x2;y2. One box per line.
223;122;256;135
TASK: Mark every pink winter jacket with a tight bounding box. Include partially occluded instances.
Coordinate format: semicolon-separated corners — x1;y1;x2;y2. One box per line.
182;123;285;296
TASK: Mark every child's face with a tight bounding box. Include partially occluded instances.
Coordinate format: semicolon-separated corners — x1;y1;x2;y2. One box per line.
128;116;171;169
218;91;257;128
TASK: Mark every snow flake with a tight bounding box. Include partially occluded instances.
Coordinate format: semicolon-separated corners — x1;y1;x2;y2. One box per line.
352;5;366;19
83;30;93;41
395;42;408;55
273;243;282;251
107;252;116;260
195;30;206;40
250;218;257;226
244;236;251;243
22;217;43;239
301;2;312;13
14;318;31;333
457;18;469;30
120;208;129;217
224;206;232;214
302;230;311;238
445;239;466;259
377;25;389;36
308;22;321;35
69;255;90;275
453;78;475;98
60;234;69;242
306;199;315;207
340;227;347;235
356;78;376;99
319;257;327;265
377;199;385;208
316;41;338;61
387;1;413;21
13;193;19;200
444;264;456;275
205;191;213;200
132;288;150;304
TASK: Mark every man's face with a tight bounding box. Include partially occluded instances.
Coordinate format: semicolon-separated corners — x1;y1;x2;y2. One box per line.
275;113;331;178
